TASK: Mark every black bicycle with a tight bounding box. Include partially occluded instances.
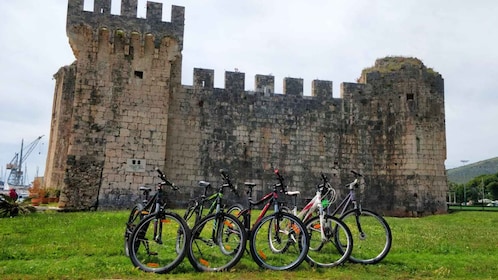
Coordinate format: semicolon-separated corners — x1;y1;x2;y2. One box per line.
186;169;247;272
127;168;190;273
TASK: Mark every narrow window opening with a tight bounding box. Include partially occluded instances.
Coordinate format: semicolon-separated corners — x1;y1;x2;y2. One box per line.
407;93;414;100
100;8;105;13
201;80;205;87
134;71;143;79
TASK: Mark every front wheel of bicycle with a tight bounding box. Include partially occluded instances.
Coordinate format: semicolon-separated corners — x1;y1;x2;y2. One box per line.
128;211;190;273
304;214;353;267
339;208;392;264
187;213;246;272
249;212;309;270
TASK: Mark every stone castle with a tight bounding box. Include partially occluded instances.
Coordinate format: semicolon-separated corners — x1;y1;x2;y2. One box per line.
44;0;448;216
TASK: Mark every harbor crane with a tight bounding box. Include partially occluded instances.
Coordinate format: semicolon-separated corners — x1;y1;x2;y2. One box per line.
5;135;44;186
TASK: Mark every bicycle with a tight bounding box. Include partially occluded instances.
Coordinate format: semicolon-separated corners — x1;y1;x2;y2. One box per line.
127;168;190;273
182;174;242;230
329;170;392;264
283;173;353;268
186;169;247;272
226;169;310;270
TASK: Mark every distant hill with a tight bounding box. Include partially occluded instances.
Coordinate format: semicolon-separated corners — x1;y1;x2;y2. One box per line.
447;157;498;184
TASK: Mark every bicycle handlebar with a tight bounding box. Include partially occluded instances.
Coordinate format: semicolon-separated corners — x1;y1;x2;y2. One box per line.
346;170;363;189
273;169;288;192
219;169;239;196
154;167;179;190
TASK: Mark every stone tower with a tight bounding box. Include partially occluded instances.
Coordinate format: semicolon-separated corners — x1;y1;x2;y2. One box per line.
45;1;447;216
341;57;447;216
45;0;184;209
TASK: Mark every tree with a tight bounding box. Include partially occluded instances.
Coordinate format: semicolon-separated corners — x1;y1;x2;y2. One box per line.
487;181;498;200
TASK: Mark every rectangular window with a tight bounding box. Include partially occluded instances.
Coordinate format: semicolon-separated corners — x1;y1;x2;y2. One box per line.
134;71;143;79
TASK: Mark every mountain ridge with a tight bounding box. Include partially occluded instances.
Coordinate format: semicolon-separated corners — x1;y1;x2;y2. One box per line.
447;157;498;184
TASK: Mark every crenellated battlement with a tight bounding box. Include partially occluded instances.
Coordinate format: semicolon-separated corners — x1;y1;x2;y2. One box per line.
67;0;184;55
192;68;334;98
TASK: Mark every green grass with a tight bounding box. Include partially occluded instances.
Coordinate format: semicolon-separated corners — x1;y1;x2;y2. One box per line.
1;210;497;279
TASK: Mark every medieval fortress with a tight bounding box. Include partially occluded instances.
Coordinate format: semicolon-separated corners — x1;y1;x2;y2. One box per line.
44;0;448;216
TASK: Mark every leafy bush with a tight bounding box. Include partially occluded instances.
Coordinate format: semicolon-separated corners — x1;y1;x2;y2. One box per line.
0;194;36;218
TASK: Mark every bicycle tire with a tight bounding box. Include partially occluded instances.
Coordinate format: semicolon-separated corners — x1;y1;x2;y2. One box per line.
249;212;309;270
187;213;246;272
128;211;190;273
304;214;353;267
226;203;244;222
124;204;143;257
339;208;392;264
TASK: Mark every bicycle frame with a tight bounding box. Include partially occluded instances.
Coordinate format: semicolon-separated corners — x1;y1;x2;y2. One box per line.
326;172;365;236
327;177;360;217
286;174;333;243
186;184;220;220
238;170;287;236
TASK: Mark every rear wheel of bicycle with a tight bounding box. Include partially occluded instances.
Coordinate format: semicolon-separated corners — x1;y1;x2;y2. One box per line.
124;204;143;257
249;212;309;270
129;212;189;273
187;213;246;272
339;208;392;264
304;214;353;267
226;203;244;222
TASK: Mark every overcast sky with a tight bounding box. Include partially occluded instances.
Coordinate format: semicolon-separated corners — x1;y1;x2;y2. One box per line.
1;0;497;185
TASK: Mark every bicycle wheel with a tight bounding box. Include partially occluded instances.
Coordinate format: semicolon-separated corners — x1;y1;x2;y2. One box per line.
124;204;143;257
226;203;244;222
249;212;309;270
339;208;392;264
226;203;244;217
129;212;190;273
187;213;246;272
304;214;353;267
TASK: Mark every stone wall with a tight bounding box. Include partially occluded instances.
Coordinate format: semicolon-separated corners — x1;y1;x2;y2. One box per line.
44;1;448;216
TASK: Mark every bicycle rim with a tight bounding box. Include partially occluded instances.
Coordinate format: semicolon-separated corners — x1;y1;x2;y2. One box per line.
339;209;392;264
187;213;246;272
250;212;309;270
129;212;189;273
305;215;353;267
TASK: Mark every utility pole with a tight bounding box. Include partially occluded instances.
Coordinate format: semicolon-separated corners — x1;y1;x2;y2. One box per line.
460;160;469;206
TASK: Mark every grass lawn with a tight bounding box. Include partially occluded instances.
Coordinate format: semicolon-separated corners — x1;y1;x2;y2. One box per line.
1;210;497;279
